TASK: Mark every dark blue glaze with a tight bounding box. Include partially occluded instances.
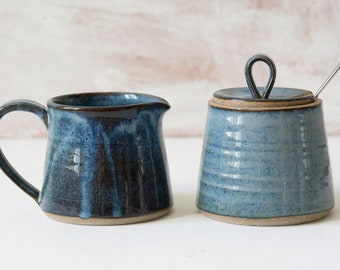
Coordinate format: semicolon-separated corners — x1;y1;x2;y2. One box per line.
0;93;172;220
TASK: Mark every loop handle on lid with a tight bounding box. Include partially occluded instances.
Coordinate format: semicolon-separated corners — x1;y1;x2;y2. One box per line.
245;54;277;99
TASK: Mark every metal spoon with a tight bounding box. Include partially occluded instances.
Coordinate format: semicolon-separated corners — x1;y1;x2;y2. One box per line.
314;62;340;98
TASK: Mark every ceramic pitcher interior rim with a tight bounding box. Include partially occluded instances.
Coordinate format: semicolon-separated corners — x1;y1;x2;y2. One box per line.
48;92;170;110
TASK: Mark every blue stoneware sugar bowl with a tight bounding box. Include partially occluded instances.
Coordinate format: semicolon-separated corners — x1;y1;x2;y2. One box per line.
0;92;172;225
197;54;334;226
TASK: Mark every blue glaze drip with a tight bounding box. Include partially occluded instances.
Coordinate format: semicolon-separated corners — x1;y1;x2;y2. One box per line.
39;93;172;219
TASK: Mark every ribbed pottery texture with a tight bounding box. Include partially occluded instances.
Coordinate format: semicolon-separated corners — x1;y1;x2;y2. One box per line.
197;104;334;218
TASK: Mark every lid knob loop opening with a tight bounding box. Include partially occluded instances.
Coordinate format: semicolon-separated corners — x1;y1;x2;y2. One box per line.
245;54;277;99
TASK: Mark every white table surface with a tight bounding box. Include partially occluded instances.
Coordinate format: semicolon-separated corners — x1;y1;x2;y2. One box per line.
1;137;340;270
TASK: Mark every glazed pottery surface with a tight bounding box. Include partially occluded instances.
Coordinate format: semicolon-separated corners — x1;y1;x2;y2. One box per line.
0;92;172;225
197;99;333;220
196;55;334;226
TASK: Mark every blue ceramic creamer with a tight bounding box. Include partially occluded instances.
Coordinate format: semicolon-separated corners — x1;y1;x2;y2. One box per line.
0;92;172;225
197;55;334;226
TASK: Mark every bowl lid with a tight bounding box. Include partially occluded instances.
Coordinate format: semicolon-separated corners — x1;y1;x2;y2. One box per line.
214;87;314;102
210;54;318;111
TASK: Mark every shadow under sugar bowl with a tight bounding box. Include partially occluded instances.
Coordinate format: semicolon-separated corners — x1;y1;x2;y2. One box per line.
0;92;172;225
196;54;334;226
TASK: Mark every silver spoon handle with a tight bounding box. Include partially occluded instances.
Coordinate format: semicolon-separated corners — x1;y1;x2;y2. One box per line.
314;62;340;98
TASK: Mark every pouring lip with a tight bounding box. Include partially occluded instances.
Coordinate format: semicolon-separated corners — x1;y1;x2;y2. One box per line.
48;92;170;111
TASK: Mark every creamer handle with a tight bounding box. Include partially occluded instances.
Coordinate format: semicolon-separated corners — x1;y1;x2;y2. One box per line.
0;100;48;203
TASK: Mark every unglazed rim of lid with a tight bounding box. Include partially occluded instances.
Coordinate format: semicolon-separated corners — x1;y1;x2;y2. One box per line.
209;54;320;111
210;87;320;111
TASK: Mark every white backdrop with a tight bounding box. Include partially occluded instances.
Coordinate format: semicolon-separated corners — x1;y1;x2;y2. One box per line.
0;0;339;137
